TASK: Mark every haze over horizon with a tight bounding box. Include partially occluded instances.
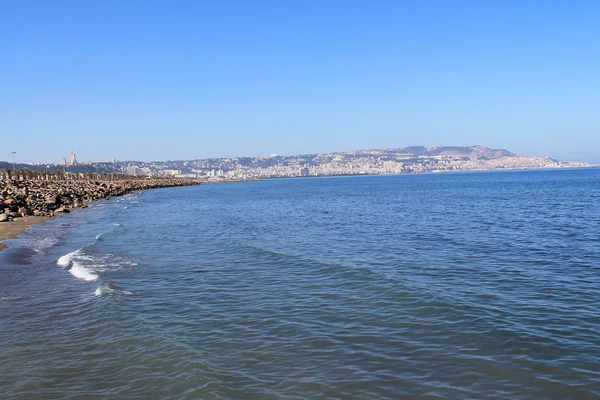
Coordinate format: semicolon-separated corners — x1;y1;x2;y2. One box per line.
2;1;599;164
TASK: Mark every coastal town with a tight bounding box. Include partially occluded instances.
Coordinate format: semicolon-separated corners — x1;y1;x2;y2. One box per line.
3;146;592;182
1;144;592;237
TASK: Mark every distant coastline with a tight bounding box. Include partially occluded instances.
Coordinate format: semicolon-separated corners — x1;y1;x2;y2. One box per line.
1;145;595;182
264;164;600;181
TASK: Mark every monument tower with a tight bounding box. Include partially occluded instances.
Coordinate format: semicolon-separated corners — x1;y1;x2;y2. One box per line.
70;150;78;166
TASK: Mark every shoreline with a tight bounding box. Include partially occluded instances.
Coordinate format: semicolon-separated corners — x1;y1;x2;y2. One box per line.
0;177;200;251
0;196;96;250
0;215;55;250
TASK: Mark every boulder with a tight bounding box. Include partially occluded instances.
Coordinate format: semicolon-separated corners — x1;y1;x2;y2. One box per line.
18;206;32;217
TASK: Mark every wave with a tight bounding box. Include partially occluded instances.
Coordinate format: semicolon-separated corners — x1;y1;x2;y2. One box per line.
69;263;98;281
57;249;82;268
57;245;138;286
94;283;133;297
57;249;98;281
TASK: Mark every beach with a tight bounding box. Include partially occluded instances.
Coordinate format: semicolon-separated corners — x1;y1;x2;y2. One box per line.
0;216;53;250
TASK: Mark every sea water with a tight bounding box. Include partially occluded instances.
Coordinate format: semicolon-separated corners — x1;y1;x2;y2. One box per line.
1;169;599;399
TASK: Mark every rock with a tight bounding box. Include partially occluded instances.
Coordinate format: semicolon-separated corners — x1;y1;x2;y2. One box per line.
18;207;32;217
0;213;8;222
1;176;200;223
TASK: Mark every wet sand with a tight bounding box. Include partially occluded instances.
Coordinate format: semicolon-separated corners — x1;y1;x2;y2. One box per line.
0;216;54;250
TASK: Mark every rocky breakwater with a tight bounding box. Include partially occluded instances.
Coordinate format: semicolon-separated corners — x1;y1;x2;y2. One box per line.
0;178;200;222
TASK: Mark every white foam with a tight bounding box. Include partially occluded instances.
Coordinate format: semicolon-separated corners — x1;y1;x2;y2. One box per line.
94;284;133;296
113;222;121;226
1;295;23;301
69;263;98;281
95;234;103;240
57;250;81;268
31;236;59;251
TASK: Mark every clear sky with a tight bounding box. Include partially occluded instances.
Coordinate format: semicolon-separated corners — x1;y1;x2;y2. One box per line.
1;0;599;163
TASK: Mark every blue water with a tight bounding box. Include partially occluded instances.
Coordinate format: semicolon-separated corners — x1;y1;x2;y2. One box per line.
1;169;600;399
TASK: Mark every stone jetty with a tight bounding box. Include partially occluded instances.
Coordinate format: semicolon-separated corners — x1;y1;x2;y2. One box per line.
0;176;200;222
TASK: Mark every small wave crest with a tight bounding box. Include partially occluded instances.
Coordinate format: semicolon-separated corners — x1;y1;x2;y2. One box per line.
94;283;134;296
57;249;82;268
122;193;139;200
57;249;99;281
1;295;24;301
69;263;98;281
57;248;138;283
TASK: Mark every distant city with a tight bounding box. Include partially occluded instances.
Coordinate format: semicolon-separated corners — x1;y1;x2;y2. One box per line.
1;146;593;181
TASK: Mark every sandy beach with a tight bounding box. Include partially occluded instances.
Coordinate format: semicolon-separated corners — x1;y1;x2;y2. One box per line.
0;216;54;250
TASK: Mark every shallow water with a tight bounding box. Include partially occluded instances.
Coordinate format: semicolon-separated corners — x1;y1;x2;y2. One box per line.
1;169;600;399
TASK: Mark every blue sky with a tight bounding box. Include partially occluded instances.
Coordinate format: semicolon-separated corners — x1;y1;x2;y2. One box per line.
1;0;599;163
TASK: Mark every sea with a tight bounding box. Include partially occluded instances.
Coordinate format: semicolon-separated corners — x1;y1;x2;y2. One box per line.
1;169;599;399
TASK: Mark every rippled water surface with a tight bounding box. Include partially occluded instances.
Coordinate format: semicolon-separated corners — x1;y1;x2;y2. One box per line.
1;169;600;399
